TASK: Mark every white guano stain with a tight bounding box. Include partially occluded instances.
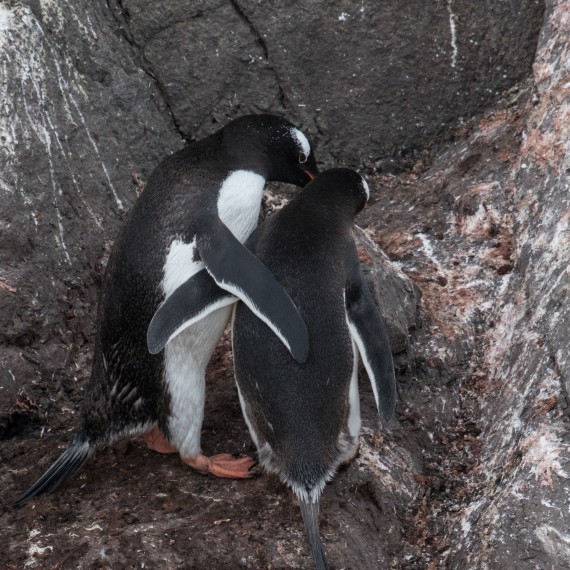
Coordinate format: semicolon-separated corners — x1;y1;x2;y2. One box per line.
535;525;570;564
446;0;459;68
519;427;569;485
24;529;53;567
356;427;418;500
417;232;440;267
18;81;72;263
460;498;485;538
0;2;115;268
30;15;124;212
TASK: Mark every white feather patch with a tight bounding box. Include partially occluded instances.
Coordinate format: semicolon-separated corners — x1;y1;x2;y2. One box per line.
346;316;380;413
361;177;370;200
162;237;203;297
347;337;362;439
217;170;265;242
162;295;238;349
290;127;311;156
165;306;231;456
235;382;262;449
159;242;230;456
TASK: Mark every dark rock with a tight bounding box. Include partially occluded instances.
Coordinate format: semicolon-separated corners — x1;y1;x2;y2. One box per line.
355;226;420;354
0;0;181;427
119;0;544;164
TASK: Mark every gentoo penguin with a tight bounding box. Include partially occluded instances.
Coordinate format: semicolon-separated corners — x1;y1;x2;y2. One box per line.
11;114;318;507
147;168;396;569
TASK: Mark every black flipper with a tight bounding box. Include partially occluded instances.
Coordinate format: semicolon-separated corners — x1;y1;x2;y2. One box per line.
299;498;329;570
147;269;236;354
345;251;396;422
10;436;91;507
196;220;309;363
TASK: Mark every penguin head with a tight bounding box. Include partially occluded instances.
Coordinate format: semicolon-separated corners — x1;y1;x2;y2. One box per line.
222;114;318;186
308;168;370;216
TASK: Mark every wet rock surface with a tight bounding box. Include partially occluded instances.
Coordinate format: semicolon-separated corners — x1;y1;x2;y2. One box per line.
2;0;569;569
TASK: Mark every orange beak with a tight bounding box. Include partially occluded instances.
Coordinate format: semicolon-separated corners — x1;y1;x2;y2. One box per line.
303;169;316;180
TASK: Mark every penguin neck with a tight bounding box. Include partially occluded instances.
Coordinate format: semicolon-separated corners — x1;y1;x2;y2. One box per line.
217;170;266;242
221;136;269;179
299;188;357;230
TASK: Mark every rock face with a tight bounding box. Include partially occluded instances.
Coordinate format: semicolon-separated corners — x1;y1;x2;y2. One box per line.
112;0;544;164
441;2;570;566
2;0;569;569
0;0;181;437
359;2;570;567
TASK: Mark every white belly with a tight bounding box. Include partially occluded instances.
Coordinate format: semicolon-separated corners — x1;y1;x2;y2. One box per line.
160;169;266;454
164;305;231;455
347;337;362;439
161;237;231;454
161;236;204;296
161;238;207;449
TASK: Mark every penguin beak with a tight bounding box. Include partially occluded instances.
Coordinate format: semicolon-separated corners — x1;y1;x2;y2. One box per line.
299;153;318;186
303;168;316;181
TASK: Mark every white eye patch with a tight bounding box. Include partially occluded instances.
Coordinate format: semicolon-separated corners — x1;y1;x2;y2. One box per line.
290;127;311;157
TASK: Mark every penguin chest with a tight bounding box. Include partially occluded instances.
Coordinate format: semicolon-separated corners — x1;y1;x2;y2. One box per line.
161;236;204;297
160;237;224;381
160;235;232;349
217;170;265;242
160;238;232;452
161;170;265;297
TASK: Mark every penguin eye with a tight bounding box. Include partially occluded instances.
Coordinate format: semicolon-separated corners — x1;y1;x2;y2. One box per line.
298;152;308;164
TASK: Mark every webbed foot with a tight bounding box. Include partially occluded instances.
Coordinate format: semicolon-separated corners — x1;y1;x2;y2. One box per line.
144;426;177;454
181;453;257;479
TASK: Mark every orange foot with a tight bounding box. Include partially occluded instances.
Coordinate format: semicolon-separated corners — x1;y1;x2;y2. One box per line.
181;453;257;479
144;426;177;454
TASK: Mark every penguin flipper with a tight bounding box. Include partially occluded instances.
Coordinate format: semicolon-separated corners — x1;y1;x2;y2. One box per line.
197;220;309;363
345;256;396;422
147;269;236;354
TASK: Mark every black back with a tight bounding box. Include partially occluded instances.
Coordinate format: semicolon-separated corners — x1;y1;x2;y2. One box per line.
233;168;369;490
82;115;317;441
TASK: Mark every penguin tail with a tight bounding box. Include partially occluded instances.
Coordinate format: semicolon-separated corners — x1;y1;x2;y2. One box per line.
299;496;329;570
9;436;92;507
